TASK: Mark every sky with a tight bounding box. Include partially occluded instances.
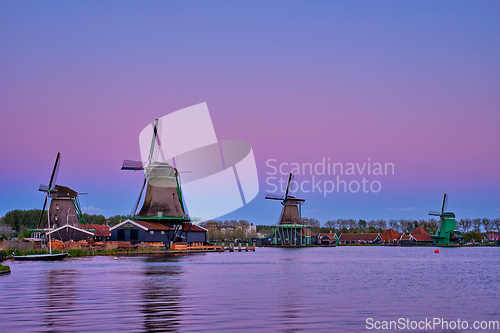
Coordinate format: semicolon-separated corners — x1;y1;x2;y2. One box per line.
0;0;499;224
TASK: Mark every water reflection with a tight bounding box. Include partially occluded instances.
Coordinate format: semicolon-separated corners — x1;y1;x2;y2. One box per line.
43;268;77;332
141;256;184;333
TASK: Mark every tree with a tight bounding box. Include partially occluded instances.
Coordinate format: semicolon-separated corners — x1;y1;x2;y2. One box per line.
472;218;482;232
388;219;399;232
482;218;492;232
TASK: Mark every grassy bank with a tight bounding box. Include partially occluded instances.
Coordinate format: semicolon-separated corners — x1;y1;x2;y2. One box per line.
0;264;10;272
1;248;120;258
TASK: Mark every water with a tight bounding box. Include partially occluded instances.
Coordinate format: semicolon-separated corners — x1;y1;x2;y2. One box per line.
0;247;499;332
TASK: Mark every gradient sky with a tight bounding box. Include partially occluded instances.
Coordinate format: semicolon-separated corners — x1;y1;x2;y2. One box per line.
1;0;499;224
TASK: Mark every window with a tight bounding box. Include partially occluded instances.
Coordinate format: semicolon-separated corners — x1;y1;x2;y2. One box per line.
150;231;154;235
55;216;58;221
117;229;125;240
161;231;165;235
130;229;139;240
56;204;59;210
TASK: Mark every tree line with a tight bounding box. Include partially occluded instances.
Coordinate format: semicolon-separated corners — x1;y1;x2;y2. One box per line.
1;209;499;241
0;209;131;236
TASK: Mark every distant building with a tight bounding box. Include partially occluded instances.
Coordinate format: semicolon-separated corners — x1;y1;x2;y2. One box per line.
80;224;111;242
484;233;500;242
410;227;434;244
381;228;403;243
399;235;417;245
318;233;339;245
338;233;381;244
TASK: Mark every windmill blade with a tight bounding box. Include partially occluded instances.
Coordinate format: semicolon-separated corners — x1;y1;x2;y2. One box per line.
121;160;144;171
284;173;293;199
48;152;61;190
131;177;147;216
429;210;441;216
441;193;447;213
265;194;284;200
39;184;49;192
444;194;448;212
38;194;49;227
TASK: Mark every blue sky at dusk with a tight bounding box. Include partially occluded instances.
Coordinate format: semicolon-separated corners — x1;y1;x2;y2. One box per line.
0;0;499;224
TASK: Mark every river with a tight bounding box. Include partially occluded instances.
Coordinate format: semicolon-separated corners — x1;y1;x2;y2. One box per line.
1;246;499;332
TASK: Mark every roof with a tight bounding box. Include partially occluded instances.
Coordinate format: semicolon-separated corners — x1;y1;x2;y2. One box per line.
110;219;172;231
182;223;208;232
339;233;380;242
381;228;403;242
410;227;434;242
318;233;337;240
80;224;111;237
298;228;317;237
400;235;415;241
484;233;500;240
47;224;94;236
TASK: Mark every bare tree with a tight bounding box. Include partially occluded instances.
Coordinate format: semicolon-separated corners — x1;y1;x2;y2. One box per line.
472;218;482;232
389;219;399;232
482;218;492;233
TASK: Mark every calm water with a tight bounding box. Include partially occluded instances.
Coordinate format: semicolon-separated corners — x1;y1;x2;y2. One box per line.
0;247;499;332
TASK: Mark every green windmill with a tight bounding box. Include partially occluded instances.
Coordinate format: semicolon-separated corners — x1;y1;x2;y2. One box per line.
428;194;462;245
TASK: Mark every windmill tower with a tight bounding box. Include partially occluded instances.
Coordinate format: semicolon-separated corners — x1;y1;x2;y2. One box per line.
265;173;313;246
428;193;462;245
265;173;305;225
38;153;86;229
122;119;192;243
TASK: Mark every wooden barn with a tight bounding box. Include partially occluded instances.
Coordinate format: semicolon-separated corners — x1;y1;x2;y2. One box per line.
338;233;381;244
46;224;94;242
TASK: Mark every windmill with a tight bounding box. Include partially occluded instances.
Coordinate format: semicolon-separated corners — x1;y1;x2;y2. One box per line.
265;173;305;225
38;153;86;229
122;119;192;242
428;193;462;245
265;173;313;246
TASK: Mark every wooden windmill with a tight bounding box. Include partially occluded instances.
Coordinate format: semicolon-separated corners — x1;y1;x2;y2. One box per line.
265;173;305;225
121;119;187;220
38;153;86;229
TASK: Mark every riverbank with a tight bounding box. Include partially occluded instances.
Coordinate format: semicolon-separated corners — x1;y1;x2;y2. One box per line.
0;264;11;275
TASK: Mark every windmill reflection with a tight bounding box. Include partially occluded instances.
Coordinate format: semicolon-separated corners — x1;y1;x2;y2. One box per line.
42;268;77;332
141;255;185;332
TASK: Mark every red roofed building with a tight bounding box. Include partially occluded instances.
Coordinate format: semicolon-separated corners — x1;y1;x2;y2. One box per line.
381;228;403;243
410;227;434;244
80;224;111;242
318;233;339;245
338;233;381;244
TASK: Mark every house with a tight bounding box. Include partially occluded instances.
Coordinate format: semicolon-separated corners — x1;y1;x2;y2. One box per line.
410;227;434;244
110;220;172;245
338;233;381;244
80;224;111;242
318;233;338;245
181;223;208;245
109;219;208;247
46;224;94;242
484;233;500;242
399;234;417;245
381;228;403;244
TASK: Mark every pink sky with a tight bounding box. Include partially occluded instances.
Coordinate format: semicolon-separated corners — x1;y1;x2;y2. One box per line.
1;0;498;223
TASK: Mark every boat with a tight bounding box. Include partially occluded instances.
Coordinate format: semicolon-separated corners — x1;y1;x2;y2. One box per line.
14;253;68;261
